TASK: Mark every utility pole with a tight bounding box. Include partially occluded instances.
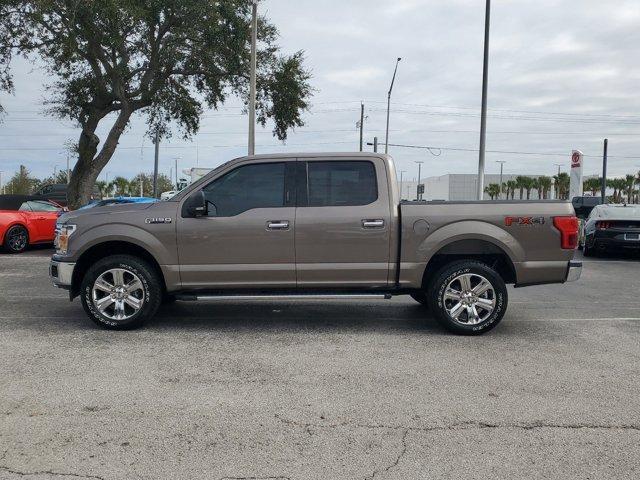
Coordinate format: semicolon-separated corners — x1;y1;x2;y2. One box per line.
385;57;402;155
153;128;160;198
601;138;608;204
476;0;491;200
358;102;365;152
496;160;506;198
66;153;70;184
53;165;58;180
175;157;179;188
0;171;3;195
554;163;562;176
248;1;258;156
399;170;406;197
415;161;424;200
373;137;378;153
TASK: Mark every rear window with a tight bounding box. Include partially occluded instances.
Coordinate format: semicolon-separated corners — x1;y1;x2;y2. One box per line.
307;161;377;207
599;206;640;219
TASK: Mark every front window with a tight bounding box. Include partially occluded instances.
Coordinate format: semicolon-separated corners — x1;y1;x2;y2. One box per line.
202;162;286;217
27;201;60;212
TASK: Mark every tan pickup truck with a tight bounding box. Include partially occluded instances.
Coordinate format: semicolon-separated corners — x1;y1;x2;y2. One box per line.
50;153;581;334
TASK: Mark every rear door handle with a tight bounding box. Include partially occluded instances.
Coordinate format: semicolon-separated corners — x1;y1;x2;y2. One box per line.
267;220;290;230
362;219;385;229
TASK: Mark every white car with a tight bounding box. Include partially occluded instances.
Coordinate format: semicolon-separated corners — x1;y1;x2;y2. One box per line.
160;191;177;201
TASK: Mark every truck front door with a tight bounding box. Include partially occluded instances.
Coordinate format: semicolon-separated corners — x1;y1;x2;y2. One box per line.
177;160;297;289
295;158;392;287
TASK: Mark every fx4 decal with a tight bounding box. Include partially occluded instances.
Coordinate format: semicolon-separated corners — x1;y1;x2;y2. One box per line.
505;216;546;227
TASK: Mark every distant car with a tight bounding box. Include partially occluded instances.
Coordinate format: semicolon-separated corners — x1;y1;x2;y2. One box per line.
34;183;101;207
582;204;640;256
160;190;178;200
78;197;158;210
572;196;603;219
0;195;64;253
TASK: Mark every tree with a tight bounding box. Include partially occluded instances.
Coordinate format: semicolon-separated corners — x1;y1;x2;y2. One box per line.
515;176;527;200
5;165;38;194
531;177;541;200
518;176;534;200
583;178;601;197
505;180;517;200
110;176;130;197
554;173;570;200
538;176;552;200
484;183;501;200
131;173;153;197
1;1;312;208
156;174;174;196
95;180;109;199
624;174;636;204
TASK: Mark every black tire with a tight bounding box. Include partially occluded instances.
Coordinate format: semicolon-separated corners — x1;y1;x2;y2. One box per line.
80;255;162;330
583;238;596;257
426;260;507;335
3;225;29;253
410;291;429;307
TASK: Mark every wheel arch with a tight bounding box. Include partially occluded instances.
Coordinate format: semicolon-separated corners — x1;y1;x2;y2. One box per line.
2;222;30;248
420;238;518;289
71;241;167;298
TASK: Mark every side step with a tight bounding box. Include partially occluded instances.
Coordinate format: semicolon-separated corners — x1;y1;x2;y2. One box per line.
175;293;393;302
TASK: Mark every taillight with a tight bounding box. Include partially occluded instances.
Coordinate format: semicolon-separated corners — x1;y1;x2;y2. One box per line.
596;221;611;230
553;216;579;250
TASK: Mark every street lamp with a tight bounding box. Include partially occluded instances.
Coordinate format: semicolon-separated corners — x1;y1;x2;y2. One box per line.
385;57;402;155
248;0;258;156
496;160;506;198
415;161;424;200
476;0;491;200
399;170;406;198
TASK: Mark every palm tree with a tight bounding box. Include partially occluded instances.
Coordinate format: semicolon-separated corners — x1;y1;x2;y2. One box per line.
538;176;552;199
515;176;528;200
505;180;517;200
95;181;108;199
583;178;601;196
520;177;534;200
110;176;130;197
531;177;541;200
484;183;501;200
554;173;570;200
625;174;636;204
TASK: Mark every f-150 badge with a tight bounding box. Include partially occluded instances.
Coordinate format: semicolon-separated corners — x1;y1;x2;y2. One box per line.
505;216;545;226
145;218;172;224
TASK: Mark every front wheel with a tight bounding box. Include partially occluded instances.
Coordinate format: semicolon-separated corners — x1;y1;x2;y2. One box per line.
80;255;162;330
427;260;507;335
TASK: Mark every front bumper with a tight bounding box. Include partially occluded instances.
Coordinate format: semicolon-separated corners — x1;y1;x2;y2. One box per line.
50;259;75;288
565;260;582;282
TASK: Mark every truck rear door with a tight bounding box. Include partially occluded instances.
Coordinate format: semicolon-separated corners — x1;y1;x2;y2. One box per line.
294;157;392;287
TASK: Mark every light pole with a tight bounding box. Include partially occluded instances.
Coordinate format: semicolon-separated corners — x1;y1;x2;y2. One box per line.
399;170;406;197
476;0;491;200
415;161;424;200
385;57;402;155
496;160;506;198
248;0;258;156
53;165;58;180
554;163;562;175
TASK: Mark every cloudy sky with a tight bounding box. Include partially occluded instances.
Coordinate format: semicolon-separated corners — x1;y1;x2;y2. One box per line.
1;0;640;184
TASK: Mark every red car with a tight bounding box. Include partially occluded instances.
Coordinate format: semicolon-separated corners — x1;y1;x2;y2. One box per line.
0;195;64;253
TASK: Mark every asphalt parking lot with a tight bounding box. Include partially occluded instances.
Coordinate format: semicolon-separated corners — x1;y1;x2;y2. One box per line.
1;248;639;480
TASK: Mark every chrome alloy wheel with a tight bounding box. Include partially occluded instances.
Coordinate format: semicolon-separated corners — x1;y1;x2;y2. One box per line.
443;273;496;325
91;268;145;321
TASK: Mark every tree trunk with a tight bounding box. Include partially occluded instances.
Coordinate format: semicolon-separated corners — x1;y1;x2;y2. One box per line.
67;108;132;209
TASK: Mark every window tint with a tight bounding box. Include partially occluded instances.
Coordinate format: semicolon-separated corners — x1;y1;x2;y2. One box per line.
203;162;286;217
27;201;60;212
19;202;32;212
307;161;377;207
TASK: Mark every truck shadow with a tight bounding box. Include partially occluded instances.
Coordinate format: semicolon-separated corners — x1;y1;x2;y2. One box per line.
147;300;449;335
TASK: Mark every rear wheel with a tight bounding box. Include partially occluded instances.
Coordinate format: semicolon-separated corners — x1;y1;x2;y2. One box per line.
80;255;162;330
3;225;29;253
583;238;595;257
426;260;507;335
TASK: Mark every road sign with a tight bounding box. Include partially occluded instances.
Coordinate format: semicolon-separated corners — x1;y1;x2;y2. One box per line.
569;150;584;201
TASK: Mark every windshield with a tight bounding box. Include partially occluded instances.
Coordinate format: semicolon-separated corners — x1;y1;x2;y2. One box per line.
598;206;640;219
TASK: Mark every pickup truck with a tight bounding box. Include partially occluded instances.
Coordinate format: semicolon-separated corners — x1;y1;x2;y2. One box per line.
50;153;581;335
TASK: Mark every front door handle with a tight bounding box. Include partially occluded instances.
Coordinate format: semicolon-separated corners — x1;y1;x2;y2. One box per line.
362;219;385;229
267;220;290;230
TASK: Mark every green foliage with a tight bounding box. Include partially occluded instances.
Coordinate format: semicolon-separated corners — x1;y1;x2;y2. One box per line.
0;0;312;207
484;183;501;200
4;165;39;194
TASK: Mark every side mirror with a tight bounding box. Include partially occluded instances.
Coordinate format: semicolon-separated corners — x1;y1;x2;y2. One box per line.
184;190;208;218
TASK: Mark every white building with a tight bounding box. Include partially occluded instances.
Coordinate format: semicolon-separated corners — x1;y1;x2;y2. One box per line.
398;174;550;201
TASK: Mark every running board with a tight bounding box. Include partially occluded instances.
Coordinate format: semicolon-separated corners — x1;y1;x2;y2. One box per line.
175;293;393;302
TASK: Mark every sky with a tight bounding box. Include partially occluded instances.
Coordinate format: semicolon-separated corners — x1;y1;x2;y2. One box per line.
1;0;640;184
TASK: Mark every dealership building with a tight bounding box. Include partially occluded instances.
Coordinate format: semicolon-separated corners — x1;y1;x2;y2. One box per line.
398;174;550;201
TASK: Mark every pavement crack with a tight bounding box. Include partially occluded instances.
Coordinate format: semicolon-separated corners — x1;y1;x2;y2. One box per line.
275;415;640;433
0;466;106;480
366;428;409;480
